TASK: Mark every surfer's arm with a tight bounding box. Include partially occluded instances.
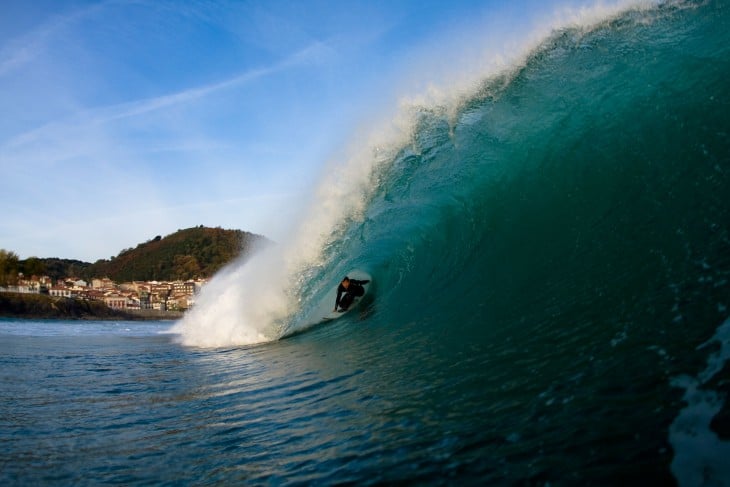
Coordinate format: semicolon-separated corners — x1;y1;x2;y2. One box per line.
351;279;370;285
334;285;344;310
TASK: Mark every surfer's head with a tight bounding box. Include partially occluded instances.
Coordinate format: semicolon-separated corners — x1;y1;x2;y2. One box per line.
341;277;350;288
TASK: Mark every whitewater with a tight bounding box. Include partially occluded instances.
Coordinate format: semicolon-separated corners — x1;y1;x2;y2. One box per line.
3;0;726;485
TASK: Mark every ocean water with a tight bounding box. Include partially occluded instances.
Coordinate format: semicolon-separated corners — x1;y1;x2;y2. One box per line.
4;0;730;484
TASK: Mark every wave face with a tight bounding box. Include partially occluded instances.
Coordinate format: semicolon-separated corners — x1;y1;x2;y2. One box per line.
174;1;730;483
295;0;730;340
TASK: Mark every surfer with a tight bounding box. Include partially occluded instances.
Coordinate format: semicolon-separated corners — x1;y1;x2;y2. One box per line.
334;276;370;312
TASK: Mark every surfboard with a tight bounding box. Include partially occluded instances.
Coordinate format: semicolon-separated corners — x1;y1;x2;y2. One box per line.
320;271;372;322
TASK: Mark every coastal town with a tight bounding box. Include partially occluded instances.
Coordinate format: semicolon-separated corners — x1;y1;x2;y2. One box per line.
0;273;207;313
0;227;259;319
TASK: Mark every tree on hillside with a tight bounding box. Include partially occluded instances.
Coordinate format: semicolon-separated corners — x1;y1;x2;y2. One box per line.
173;254;201;281
83;226;267;282
22;257;47;277
0;227;269;284
0;249;20;285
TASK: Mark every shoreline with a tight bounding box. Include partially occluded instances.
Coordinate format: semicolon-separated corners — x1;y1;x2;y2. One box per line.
0;292;184;321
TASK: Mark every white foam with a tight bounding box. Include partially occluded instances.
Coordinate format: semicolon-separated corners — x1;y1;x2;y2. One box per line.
670;317;730;486
391;0;664;125
170;243;291;347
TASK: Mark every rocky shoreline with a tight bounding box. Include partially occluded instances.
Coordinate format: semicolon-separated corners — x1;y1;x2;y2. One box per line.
0;292;183;321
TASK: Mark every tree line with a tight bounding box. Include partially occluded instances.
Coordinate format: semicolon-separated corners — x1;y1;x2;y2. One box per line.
0;226;268;285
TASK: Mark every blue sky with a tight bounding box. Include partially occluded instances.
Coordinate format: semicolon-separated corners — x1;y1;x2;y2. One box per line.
0;0;617;262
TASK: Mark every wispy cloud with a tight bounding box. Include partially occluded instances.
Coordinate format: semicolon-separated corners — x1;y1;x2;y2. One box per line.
0;1;111;77
2;39;331;153
103;40;333;121
0;0;398;261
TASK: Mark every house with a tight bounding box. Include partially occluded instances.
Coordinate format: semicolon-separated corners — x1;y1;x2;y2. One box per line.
173;281;196;296
49;286;73;298
91;278;116;290
138;290;152;309
79;289;105;302
15;281;40;294
103;292;128;310
126;296;141;310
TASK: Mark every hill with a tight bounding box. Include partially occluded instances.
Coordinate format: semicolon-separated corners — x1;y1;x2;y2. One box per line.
86;226;268;282
2;226;267;283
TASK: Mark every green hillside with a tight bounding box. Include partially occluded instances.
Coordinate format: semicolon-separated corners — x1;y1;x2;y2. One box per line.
1;226;267;284
86;226;267;282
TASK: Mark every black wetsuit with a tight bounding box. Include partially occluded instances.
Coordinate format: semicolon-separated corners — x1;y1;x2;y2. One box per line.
335;279;369;311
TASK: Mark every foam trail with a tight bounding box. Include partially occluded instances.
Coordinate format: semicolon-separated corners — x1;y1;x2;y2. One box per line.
670;317;730;486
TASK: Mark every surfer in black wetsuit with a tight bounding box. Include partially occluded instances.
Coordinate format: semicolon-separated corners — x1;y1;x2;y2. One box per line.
334;276;370;312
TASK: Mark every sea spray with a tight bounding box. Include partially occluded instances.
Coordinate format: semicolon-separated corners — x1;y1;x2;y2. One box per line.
172;243;290;347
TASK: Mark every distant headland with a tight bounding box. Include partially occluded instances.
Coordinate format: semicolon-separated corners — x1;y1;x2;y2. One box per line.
0;226;268;320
